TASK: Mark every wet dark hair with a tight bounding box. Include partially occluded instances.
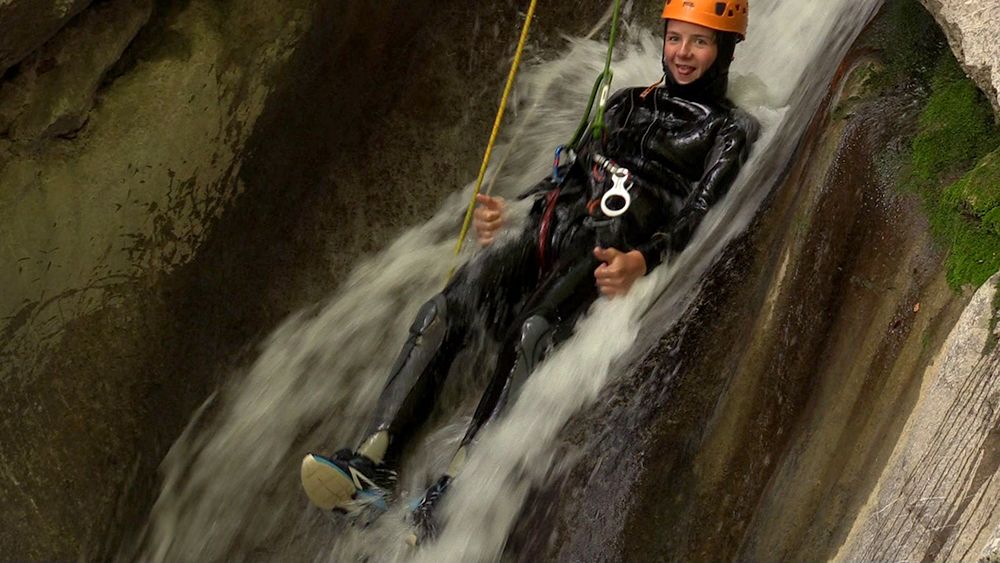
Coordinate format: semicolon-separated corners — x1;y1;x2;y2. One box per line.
661;21;739;105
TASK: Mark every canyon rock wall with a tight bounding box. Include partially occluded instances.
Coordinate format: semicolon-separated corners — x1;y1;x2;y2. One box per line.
920;0;1000;118
0;0;313;556
835;274;1000;562
0;0;93;76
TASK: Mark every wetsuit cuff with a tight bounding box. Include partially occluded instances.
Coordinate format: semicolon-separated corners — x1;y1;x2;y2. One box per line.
637;238;668;274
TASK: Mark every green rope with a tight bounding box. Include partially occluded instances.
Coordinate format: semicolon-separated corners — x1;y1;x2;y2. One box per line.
568;73;605;149
569;0;625;149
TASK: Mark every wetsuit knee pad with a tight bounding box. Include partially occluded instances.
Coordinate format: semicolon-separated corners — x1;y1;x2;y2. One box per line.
516;315;554;375
383;294;449;388
409;294;448;337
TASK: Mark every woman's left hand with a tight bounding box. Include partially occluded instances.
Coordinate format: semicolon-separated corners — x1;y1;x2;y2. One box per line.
593;247;647;298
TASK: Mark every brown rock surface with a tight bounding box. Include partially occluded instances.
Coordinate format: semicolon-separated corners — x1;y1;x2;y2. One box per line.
0;0;92;75
0;0;312;557
0;0;152;141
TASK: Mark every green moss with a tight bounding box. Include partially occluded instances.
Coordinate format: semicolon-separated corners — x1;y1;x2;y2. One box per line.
905;53;1000;290
863;0;1000;291
927;207;1000;288
984;208;1000;237
911;58;1000;184
945;149;1000;216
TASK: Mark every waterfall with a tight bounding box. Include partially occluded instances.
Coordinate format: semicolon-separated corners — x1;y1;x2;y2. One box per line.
131;1;881;560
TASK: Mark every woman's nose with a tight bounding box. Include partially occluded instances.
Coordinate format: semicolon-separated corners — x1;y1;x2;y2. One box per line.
677;40;692;57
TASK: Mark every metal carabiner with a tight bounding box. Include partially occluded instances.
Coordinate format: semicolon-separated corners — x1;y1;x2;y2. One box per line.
591;72;614;140
551;145;575;184
601;169;632;217
598;79;612;112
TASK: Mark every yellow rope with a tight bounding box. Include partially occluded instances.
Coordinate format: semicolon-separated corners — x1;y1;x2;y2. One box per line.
449;0;539;279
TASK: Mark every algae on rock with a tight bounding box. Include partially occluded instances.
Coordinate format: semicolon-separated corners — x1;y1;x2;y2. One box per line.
906;53;1000;289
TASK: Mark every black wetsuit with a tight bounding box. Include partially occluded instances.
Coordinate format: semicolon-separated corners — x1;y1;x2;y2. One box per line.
363;78;759;459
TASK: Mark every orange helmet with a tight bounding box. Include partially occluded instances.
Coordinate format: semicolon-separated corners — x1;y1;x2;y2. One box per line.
661;0;748;40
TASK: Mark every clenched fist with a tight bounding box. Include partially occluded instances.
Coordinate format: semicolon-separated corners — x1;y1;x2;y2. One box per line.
593;247;647;298
473;194;507;247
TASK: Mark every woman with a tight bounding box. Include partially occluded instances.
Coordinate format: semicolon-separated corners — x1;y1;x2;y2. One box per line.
301;0;758;540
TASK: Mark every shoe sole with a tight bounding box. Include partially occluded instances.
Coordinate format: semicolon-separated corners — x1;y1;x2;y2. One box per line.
301;454;356;511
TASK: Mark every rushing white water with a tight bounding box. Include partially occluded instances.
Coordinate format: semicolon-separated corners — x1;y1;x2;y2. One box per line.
132;1;880;561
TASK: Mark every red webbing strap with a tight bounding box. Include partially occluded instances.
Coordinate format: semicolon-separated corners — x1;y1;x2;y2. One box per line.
537;187;562;277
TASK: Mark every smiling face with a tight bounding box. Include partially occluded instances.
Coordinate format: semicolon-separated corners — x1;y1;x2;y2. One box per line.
663;19;719;85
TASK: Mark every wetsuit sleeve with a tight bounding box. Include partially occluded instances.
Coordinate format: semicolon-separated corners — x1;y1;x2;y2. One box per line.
636;109;759;272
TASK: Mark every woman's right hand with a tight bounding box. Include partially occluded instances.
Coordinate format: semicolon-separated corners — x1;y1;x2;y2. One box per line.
473;194;506;246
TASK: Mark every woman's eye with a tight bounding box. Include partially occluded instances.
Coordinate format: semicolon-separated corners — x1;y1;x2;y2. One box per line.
666;35;680;43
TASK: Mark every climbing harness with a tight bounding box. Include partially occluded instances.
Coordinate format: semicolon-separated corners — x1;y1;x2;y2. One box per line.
538;0;627;269
537;145;573;274
537;186;561;275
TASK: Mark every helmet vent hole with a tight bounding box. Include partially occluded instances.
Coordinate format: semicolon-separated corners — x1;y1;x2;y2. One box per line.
715;2;726;15
728;9;734;16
